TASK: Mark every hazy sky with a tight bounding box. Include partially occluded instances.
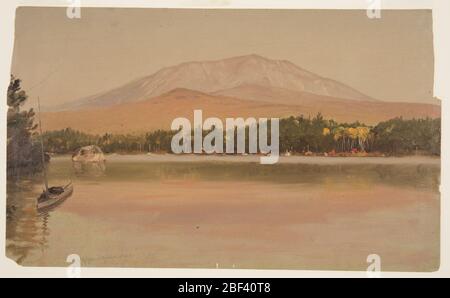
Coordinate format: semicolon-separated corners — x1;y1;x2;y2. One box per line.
11;8;435;107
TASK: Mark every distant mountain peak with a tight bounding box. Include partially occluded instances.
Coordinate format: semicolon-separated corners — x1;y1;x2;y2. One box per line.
225;53;270;62
57;54;376;111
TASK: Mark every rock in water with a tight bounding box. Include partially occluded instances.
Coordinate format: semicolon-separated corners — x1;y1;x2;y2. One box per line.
72;145;106;162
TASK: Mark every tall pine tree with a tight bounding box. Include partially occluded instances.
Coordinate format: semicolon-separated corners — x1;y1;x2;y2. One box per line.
7;75;43;176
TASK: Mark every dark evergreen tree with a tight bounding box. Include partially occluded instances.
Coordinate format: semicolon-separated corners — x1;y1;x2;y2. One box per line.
7;75;43;176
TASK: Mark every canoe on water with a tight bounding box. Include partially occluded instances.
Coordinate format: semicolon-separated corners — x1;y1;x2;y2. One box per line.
37;182;74;213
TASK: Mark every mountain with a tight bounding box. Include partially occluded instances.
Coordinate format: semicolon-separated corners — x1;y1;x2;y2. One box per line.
43;54;440;134
41;88;440;134
56;54;375;111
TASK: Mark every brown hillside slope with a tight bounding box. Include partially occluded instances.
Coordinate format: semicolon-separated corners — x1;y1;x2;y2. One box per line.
42;88;440;135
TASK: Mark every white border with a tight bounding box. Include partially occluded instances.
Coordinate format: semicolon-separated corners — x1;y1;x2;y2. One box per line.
1;0;449;278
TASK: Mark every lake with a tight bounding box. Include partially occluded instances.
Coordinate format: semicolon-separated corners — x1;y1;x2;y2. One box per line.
6;155;440;271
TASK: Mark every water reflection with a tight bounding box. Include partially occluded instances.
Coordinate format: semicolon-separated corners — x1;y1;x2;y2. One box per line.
6;159;441;267
6;179;47;264
72;161;106;177
39;212;50;252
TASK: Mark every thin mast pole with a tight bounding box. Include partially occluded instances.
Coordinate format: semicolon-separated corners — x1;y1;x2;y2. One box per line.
37;97;49;192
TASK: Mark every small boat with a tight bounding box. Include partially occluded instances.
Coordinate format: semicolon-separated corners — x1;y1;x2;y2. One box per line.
35;97;74;213
37;182;74;213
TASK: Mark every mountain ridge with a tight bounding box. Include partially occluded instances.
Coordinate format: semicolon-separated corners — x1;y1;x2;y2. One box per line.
54;54;376;111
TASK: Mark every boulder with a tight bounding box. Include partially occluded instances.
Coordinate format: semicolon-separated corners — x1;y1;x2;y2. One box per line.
72;145;106;162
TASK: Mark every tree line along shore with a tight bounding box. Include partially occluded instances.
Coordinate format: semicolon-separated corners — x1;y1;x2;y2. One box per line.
40;115;440;158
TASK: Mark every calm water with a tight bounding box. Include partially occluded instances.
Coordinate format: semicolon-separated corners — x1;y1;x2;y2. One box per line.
6;157;440;271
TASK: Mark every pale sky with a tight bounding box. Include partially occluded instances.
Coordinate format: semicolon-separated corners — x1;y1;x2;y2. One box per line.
11;8;435;108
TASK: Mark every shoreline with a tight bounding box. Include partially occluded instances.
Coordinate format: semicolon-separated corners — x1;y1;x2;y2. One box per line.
51;153;441;165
